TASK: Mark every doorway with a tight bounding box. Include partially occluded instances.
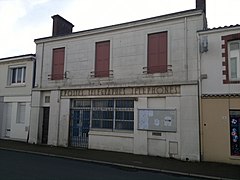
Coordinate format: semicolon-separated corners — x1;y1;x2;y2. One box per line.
69;109;90;148
42;107;50;144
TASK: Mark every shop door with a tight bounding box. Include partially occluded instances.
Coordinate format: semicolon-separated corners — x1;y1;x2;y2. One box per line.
70;109;90;148
42;107;50;144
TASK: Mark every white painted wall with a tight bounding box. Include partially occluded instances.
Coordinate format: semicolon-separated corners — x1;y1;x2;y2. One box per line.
35;12;204;90
87;84;199;161
58;98;70;147
0;56;34;142
180;85;200;161
29;91;41;144
200;28;240;94
0;59;33;96
0;97;4;138
3;97;31;141
89;131;134;153
31;11;204;161
134;97;148;155
47;90;60;146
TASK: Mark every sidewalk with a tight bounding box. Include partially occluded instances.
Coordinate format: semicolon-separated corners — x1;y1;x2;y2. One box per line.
0;139;239;180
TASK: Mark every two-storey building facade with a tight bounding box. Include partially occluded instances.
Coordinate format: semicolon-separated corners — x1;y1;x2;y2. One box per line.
0;54;36;141
29;1;207;161
199;25;240;165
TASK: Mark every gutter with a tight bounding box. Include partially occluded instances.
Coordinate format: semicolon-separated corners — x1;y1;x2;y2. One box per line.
35;10;204;44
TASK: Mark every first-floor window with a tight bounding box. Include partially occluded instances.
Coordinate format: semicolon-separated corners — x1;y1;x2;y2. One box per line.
229;110;240;156
229;41;240;80
9;66;26;85
16;103;26;124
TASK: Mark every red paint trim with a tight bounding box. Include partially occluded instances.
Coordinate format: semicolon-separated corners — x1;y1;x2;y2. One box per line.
222;33;240;84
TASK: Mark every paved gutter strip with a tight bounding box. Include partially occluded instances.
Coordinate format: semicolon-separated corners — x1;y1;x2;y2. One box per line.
0;147;234;180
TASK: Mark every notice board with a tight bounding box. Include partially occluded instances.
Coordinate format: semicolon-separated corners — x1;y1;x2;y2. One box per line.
138;109;177;132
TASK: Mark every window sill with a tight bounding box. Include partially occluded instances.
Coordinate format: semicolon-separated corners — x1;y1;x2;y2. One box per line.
89;130;134;137
6;84;26;88
89;76;114;84
229;156;240;160
143;71;173;78
229;79;240;83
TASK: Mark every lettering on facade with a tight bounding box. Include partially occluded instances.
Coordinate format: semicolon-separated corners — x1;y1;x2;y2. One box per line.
61;85;180;97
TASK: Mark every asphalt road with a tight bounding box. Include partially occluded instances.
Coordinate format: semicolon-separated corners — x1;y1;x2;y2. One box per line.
0;149;204;180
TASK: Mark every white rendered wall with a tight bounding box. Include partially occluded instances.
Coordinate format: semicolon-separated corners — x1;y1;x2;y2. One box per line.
3;97;31;141
35;14;204;90
58;98;70;147
88;84;200;161
200;29;240;94
47;90;60;146
29;91;41;144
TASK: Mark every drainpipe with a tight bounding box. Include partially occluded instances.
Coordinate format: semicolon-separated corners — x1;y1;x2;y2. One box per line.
197;33;202;161
57;89;61;146
39;42;45;88
184;17;188;81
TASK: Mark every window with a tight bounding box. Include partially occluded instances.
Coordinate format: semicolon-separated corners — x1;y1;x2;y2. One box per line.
9;66;26;85
229;41;240;80
72;99;134;131
92;99;114;129
44;96;50;103
147;32;168;74
115;100;134;130
229;110;240;156
52;47;65;80
95;41;110;77
16;103;26;124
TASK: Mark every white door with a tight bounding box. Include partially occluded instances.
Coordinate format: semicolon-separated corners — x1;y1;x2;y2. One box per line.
5;103;12;138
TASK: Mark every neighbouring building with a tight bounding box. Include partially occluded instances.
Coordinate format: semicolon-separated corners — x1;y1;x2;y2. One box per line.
199;25;240;165
29;0;207;161
0;54;36;142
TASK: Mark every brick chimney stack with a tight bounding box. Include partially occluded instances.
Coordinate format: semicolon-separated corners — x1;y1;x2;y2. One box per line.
52;15;74;37
196;0;206;14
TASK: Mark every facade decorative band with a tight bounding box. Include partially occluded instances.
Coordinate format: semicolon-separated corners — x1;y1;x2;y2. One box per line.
61;85;180;97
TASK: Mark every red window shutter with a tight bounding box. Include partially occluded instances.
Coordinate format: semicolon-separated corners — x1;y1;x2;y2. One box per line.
148;32;168;74
95;41;110;77
52;48;65;80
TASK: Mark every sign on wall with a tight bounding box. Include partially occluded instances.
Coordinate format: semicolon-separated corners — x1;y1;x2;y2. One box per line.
61;85;180;97
138;109;177;132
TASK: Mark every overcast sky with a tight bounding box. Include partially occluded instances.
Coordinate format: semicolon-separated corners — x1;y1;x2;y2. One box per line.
0;0;240;58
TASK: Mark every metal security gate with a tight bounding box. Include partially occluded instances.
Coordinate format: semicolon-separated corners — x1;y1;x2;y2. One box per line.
69;109;90;148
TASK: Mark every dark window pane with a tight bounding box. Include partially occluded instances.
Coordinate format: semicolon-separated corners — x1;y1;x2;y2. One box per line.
17;68;22;83
12;68;16;83
93;100;113;107
116;100;134;108
73;100;91;107
115;121;133;130
23;67;26;83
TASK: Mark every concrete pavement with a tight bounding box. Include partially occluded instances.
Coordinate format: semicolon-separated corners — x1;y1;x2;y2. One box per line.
0;139;239;179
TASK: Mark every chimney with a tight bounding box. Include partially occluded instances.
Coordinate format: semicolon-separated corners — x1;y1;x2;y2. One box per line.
196;0;206;14
52;15;74;37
